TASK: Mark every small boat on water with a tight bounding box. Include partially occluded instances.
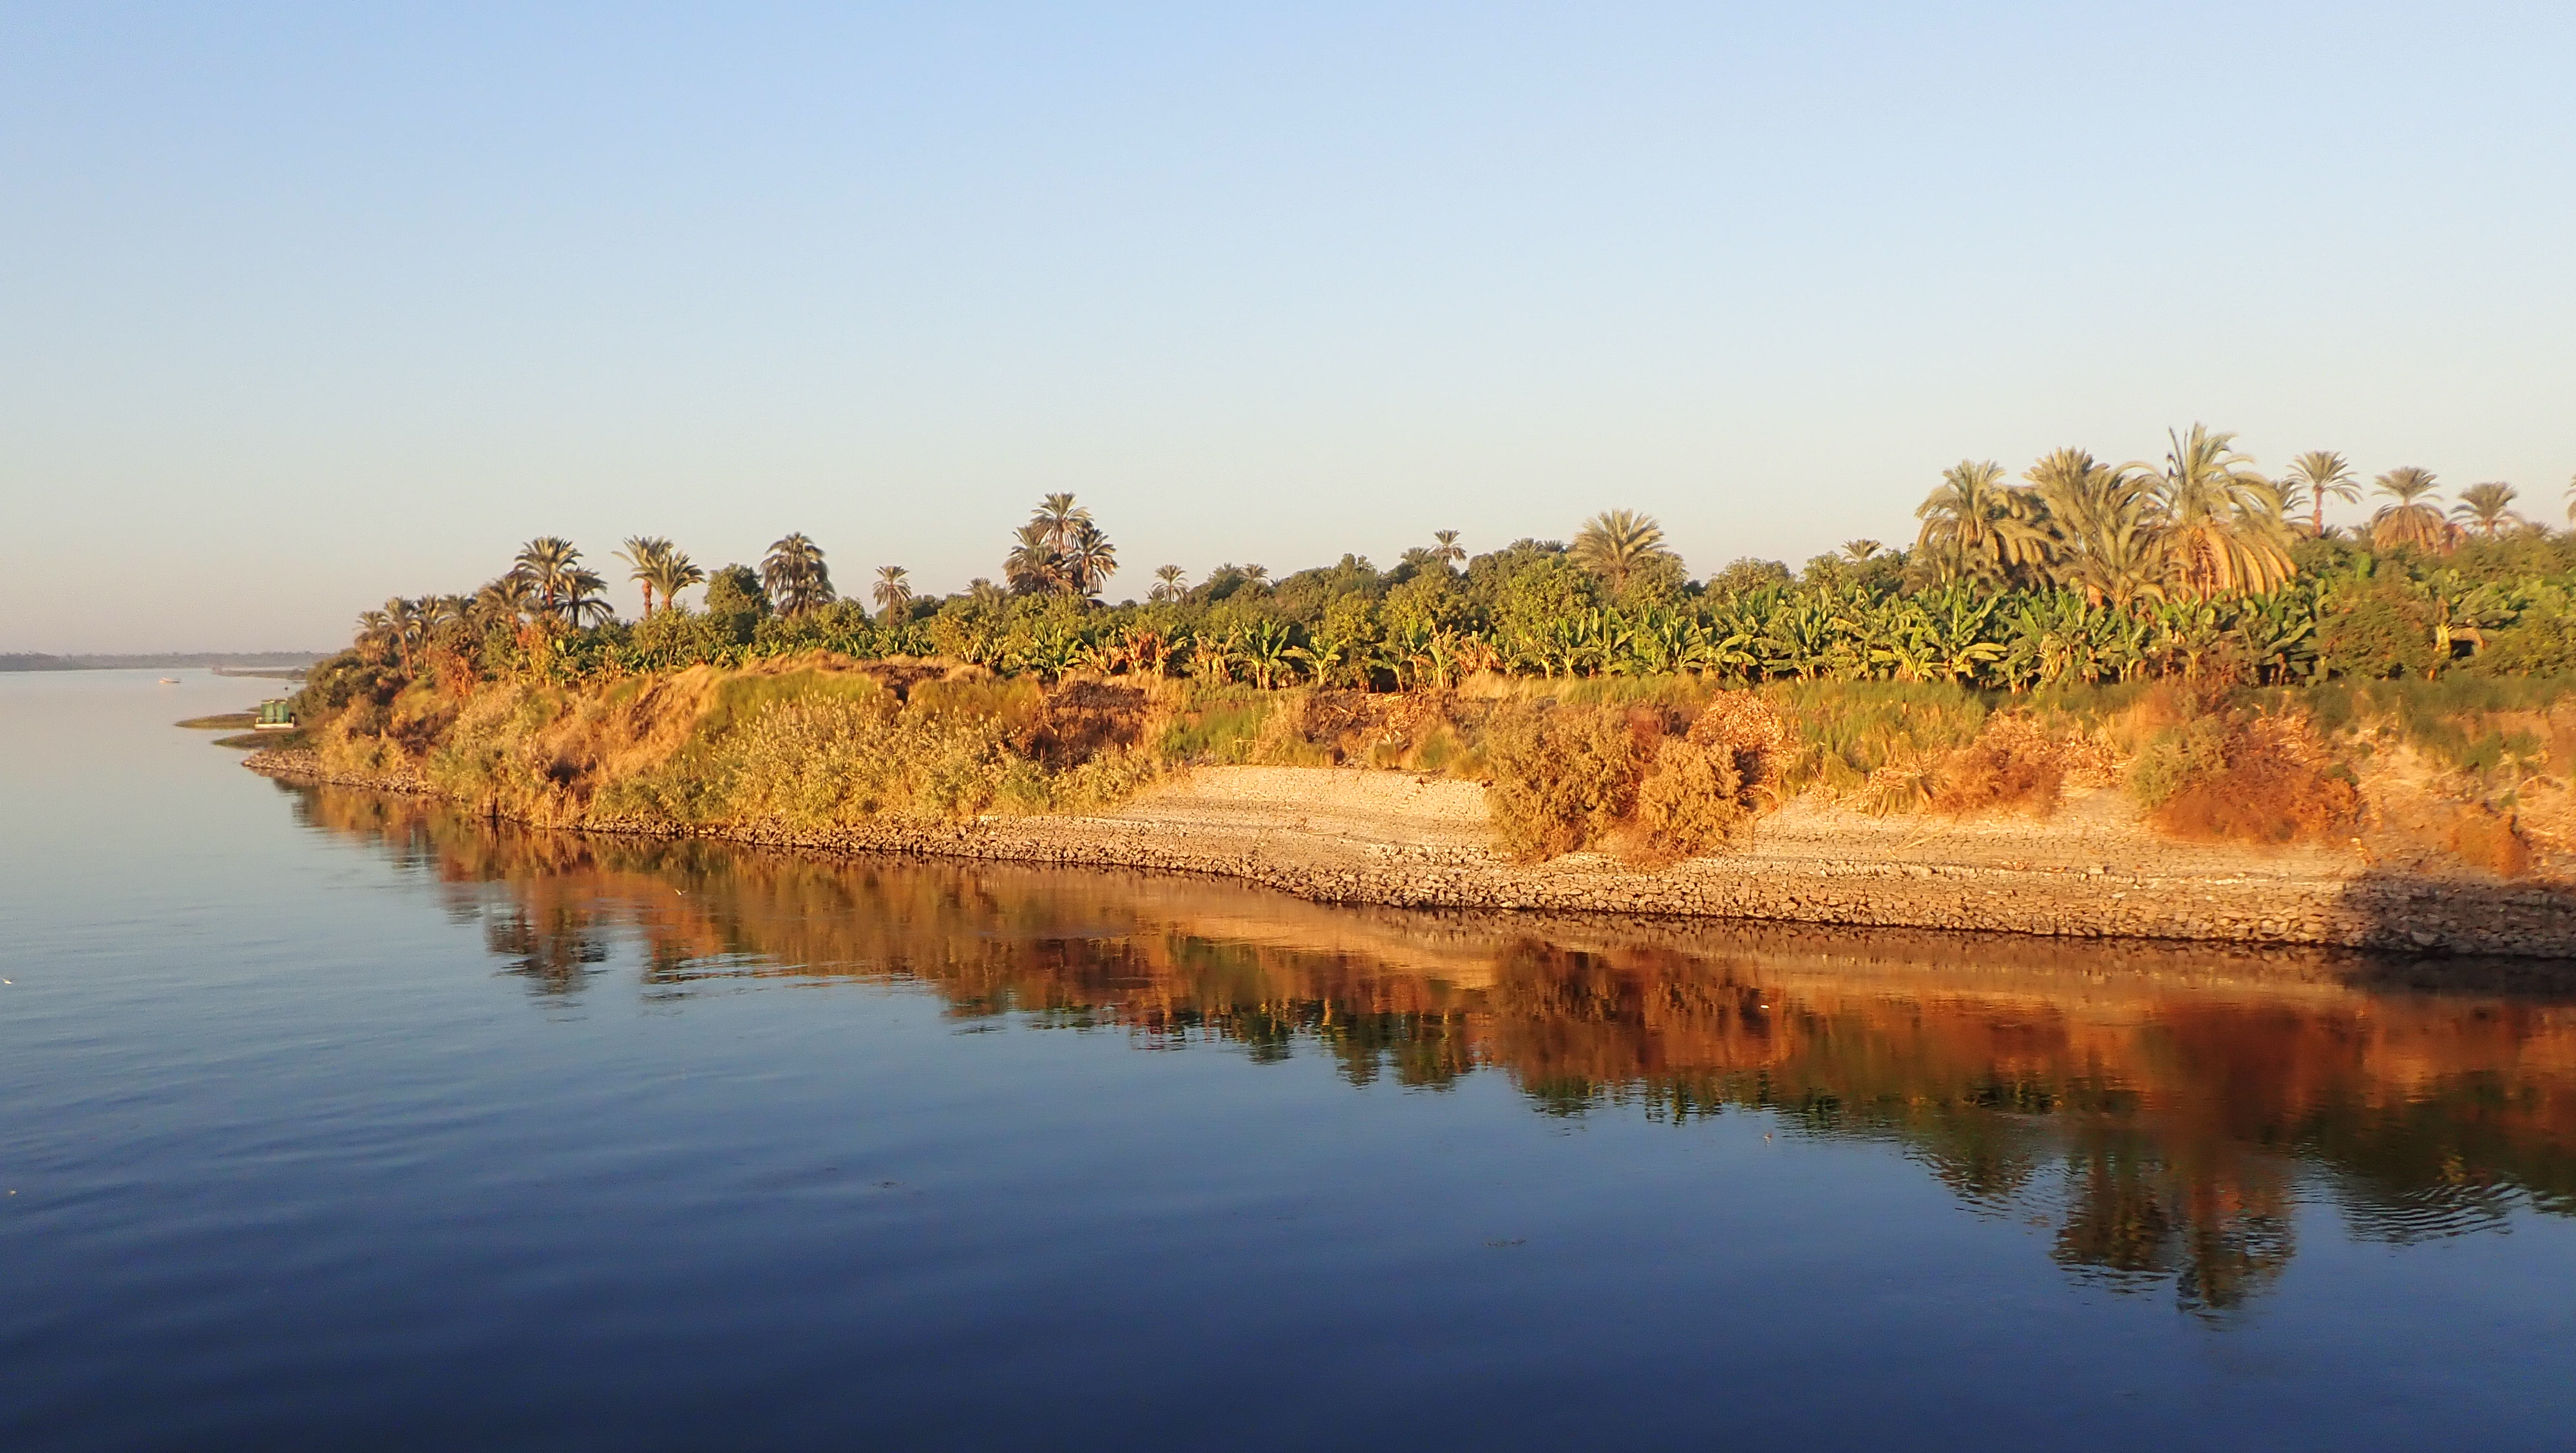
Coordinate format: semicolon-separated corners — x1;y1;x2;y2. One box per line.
157;677;180;685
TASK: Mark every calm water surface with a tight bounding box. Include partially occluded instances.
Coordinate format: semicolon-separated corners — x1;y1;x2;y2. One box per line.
5;670;2575;1450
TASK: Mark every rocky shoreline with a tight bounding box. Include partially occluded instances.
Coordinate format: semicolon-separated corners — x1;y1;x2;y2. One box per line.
243;748;2576;958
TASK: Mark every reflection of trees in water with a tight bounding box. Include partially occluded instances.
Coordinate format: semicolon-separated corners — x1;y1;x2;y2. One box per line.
290;783;2576;1314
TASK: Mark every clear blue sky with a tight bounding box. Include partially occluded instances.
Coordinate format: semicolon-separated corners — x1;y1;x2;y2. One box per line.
5;3;2571;650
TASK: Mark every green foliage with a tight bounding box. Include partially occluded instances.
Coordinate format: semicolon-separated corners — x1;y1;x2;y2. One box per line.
2313;583;2438;679
1763;681;1989;795
2128;717;2233;808
1156;687;1280;765
702;564;770;645
712;695;1031;824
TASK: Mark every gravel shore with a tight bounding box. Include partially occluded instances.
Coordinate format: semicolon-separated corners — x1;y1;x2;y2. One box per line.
245;749;2576;958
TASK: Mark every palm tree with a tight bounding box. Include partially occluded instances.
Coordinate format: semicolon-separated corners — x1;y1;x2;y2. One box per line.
1431;530;1466;569
2022;448;2165;607
352;607;392;663
383;596;428;672
1915;461;2041;584
2565;472;2575;525
644;548;703;614
872;565;913;618
1241;564;1270;587
2370;466;2452;553
560;568;616;627
1841;539;1882;562
1005;520;1065;596
614;537;701;617
473;573;537;630
2280;451;2360;537
1063;519;1118;598
1034;492;1091;554
2452;482;2523;539
1003;494;1115;598
512;537;582;618
2147;425;2294;600
760;533;835;616
1571;509;1673;592
1149;565;1188;603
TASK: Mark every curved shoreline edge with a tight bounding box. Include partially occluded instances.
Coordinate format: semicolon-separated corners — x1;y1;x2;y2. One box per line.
243;748;2576;960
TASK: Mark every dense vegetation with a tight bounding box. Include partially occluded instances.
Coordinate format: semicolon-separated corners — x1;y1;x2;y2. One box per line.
316;433;2576;698
283;431;2576;865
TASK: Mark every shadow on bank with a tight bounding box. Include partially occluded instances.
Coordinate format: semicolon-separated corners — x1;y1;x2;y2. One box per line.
281;779;2576;1318
2329;861;2576;962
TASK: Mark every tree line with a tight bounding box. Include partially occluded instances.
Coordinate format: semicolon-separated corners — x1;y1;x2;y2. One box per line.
336;426;2576;696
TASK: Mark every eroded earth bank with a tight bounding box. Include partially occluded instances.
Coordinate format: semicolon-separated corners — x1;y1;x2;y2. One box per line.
241;654;2576;955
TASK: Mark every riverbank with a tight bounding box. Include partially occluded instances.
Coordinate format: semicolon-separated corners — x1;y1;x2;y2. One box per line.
243;747;2576;958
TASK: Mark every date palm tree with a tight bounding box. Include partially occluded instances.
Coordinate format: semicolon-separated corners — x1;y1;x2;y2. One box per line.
353;607;392;663
1149;564;1187;603
2370;466;2452;553
614;537;701;618
512;537;583;618
2022;448;2165;608
2452;482;2523;539
760;533;835;616
1063;518;1118;598
1005;520;1065;596
2147;425;2295;600
2280;451;2360;537
618;538;701;618
1034;492;1090;554
560;568;616;627
1915;461;2041;585
1841;539;1883;562
1571;509;1673;593
384;596;429;672
472;573;538;630
1431;530;1466;569
645;548;703;615
871;565;913;618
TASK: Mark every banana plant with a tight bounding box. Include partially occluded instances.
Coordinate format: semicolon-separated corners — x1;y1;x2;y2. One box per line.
1758;587;1843;681
1920;584;2005;685
2228;589;2316;683
1236;619;1301;690
2151;598;2228;681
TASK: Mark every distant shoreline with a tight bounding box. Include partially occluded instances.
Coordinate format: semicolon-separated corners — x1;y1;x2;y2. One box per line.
1;652;322;673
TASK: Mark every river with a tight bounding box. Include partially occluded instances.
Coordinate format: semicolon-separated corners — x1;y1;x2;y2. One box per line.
5;669;2573;1450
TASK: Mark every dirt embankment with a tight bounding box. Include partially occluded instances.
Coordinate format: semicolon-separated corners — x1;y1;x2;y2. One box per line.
243;748;2576;958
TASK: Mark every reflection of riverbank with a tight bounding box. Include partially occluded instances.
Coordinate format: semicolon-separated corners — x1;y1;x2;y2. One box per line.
289;781;2576;1316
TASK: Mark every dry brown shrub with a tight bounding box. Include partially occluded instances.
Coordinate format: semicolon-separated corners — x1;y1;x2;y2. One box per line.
1627;739;1748;864
1482;705;1649;861
1931;716;2067;819
1032;680;1150;768
1290;689;1468;768
2148;716;2360;846
2445;808;2533;878
1687;692;1788;800
1859;757;1937;817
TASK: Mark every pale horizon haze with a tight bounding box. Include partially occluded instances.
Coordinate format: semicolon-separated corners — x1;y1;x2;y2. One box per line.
5;3;2571;652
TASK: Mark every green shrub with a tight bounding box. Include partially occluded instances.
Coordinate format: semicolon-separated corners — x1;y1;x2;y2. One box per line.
2128;717;2233;808
2312;585;2438;679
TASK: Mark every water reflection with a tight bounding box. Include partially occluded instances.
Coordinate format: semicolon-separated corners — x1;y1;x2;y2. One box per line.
290;783;2576;1316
